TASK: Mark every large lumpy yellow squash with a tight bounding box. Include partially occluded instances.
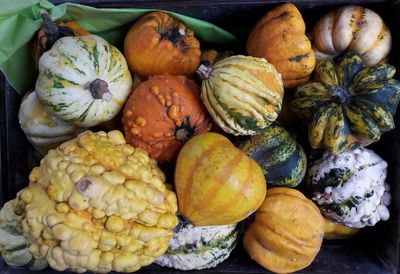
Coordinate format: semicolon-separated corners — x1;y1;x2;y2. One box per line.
6;130;178;273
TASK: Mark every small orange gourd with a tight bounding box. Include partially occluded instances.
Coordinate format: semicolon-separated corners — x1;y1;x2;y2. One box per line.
243;187;324;273
122;74;211;162
124;12;201;78
247;3;315;89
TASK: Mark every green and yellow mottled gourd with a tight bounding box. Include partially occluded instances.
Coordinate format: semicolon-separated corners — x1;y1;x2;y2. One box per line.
198;55;284;136
240;124;306;187
291;52;400;154
36;35;132;127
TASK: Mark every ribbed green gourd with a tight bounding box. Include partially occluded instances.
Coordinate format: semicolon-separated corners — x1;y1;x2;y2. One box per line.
240;124;306;187
198;55;284;136
291;52;400;155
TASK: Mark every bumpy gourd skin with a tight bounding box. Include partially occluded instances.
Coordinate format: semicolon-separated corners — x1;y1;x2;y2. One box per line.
16;130;178;273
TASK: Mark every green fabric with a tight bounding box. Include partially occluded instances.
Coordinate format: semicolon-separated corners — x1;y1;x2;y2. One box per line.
0;0;237;94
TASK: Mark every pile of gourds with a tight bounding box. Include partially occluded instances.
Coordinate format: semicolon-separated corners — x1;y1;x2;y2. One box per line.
1;3;399;273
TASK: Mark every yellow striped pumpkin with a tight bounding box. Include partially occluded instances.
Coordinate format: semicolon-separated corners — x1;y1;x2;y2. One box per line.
312;5;391;65
175;132;266;226
198;55;284;136
36;35;132;127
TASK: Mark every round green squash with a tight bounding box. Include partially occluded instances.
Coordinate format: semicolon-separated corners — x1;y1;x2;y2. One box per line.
240;124;306;187
198;55;284;136
291;52;400;155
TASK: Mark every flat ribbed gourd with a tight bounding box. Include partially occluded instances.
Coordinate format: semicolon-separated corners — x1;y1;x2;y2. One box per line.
291;52;400;154
9;130;178;273
198;55;284;136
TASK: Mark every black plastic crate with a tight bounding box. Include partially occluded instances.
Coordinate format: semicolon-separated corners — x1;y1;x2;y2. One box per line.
1;0;399;273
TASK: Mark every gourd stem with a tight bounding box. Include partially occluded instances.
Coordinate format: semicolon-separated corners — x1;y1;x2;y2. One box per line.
89;79;113;102
197;64;213;80
76;178;92;195
176;128;189;141
160;27;187;50
40;9;58;35
332;85;351;105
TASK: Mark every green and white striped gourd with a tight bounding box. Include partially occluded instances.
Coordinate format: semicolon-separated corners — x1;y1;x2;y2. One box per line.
155;217;239;270
307;148;391;228
19;91;85;156
198;55;284;136
36;34;132;127
240;124;306;187
0;198;47;270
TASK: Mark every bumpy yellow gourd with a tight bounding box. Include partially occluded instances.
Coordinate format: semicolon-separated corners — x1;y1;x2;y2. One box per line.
10;130;178;273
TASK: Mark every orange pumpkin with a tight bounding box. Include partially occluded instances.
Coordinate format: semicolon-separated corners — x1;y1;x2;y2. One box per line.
122;74;211;163
31;9;89;67
243;187;324;273
124;12;201;78
175;132;266;226
247;3;315;89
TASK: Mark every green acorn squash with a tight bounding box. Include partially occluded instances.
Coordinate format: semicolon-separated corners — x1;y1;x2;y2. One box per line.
291;52;400;154
198;55;284;136
240;124;306;187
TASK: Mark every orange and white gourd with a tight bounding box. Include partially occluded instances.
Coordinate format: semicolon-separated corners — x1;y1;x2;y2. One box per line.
312;5;391;65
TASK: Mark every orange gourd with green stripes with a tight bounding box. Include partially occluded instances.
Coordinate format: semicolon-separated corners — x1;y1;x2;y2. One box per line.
175;132;266;226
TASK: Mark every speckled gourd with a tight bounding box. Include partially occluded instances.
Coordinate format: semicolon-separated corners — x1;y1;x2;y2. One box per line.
240;124;307;187
307;148;391;228
155;216;239;270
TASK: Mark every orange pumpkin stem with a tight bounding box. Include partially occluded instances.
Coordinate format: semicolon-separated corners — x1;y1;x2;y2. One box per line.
160;27;187;50
89;79;113;102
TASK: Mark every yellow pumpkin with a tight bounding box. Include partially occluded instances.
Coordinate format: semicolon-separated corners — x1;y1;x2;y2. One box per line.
175;132;266;226
243;187;324;273
324;218;359;240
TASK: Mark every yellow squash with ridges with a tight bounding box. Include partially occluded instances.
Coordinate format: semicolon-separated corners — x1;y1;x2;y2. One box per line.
199;55;284;136
175;132;266;225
